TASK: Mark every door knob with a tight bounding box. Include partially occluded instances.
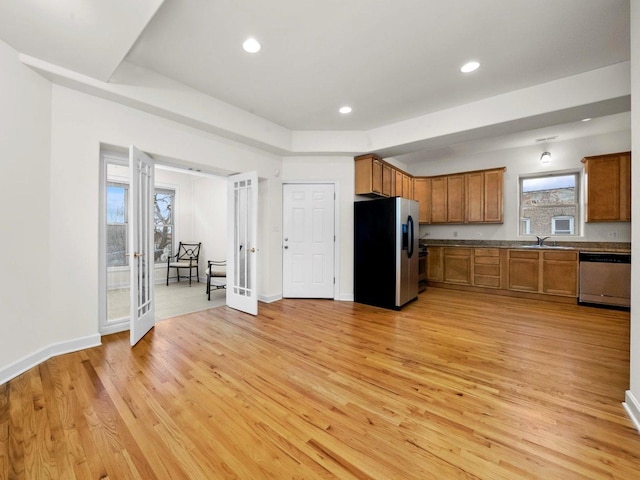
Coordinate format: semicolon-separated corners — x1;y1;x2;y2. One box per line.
284;246;288;249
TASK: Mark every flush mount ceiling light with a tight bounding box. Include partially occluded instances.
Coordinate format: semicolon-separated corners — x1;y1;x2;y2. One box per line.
339;106;352;114
242;37;261;53
460;61;480;73
540;152;552;164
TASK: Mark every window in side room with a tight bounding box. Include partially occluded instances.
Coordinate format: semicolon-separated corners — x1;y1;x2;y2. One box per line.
106;182;176;266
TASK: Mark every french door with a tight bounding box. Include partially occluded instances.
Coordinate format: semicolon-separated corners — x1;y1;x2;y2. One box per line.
226;171;258;315
129;146;155;345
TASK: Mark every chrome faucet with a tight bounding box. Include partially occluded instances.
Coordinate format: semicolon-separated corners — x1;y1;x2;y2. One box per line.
536;236;549;246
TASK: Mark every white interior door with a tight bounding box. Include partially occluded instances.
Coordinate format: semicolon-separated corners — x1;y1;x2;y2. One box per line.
283;183;335;298
227;171;258;315
129;145;155;346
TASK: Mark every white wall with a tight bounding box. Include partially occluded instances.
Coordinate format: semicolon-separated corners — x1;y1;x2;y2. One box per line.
49;86;281;344
626;1;640;430
0;56;285;382
0;41;57;373
192;174;227;275
407;130;632;242
281;156;355;301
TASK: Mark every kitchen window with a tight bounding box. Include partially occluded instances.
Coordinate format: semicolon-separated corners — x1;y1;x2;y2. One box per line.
519;172;580;236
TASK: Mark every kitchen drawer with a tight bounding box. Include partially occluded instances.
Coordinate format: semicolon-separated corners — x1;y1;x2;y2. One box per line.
475;248;500;257
509;250;539;259
542;251;577;261
474;275;501;288
474;256;500;265
444;247;473;256
475;264;500;276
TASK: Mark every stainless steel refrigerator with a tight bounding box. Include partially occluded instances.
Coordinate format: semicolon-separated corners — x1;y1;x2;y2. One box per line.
354;197;419;310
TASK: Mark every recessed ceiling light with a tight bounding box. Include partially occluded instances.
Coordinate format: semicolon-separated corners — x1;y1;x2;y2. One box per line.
460;61;480;73
339;106;352;114
242;37;261;53
581;118;592;122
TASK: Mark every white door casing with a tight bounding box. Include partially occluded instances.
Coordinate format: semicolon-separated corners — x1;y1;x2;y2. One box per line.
227;171;258;315
282;183;335;298
129;146;155;346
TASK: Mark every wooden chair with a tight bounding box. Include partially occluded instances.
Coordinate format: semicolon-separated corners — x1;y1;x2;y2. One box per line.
167;242;201;286
206;260;227;300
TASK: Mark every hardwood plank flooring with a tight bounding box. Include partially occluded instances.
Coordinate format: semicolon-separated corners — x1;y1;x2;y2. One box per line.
1;288;639;479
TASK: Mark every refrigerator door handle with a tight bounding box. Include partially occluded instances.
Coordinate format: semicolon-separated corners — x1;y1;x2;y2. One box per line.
407;215;415;258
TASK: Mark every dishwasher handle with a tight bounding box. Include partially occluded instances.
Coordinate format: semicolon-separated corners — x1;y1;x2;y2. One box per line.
579;252;630;264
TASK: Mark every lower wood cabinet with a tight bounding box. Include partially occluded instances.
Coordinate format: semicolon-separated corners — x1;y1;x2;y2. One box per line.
473;248;501;288
507;249;578;297
425;245;579;300
427;246;443;282
443;247;472;285
541;251;578;296
507;250;540;292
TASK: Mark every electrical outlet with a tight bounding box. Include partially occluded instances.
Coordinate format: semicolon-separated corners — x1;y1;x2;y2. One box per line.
475;232;483;237
453;231;458;238
607;231;618;239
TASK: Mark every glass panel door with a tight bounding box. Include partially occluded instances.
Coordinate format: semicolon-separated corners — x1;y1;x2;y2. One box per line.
226;172;258;315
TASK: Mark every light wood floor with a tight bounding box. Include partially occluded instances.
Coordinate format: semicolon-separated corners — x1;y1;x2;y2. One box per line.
108;280;226;321
1;288;638;479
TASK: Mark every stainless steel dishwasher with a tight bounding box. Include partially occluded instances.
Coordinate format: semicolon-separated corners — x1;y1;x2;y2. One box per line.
578;252;631;309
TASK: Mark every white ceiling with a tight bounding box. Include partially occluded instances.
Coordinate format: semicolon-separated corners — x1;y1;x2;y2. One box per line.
125;0;630;131
0;0;631;157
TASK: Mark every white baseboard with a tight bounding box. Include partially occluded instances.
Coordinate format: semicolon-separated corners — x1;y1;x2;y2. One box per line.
100;321;130;336
0;334;101;386
623;390;640;433
259;293;283;303
258;293;353;303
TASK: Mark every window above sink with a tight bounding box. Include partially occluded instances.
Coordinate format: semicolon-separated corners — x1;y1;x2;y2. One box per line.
519;171;580;237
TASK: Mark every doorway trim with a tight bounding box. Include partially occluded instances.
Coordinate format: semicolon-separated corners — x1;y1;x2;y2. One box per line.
282;181;340;301
99;150;129;335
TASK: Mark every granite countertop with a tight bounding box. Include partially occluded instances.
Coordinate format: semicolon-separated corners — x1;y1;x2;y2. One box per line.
419;239;631;254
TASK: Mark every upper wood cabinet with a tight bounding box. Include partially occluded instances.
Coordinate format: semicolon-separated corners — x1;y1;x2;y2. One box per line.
582;152;631;222
355;154;387;196
446;174;465;223
355;154;411;198
416;167;505;224
402;172;413;199
466;169;504;223
394;169;404;197
430;176;448;223
465;171;485;223
382;163;393;197
483;169;504;223
354;155;505;224
413;177;431;223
